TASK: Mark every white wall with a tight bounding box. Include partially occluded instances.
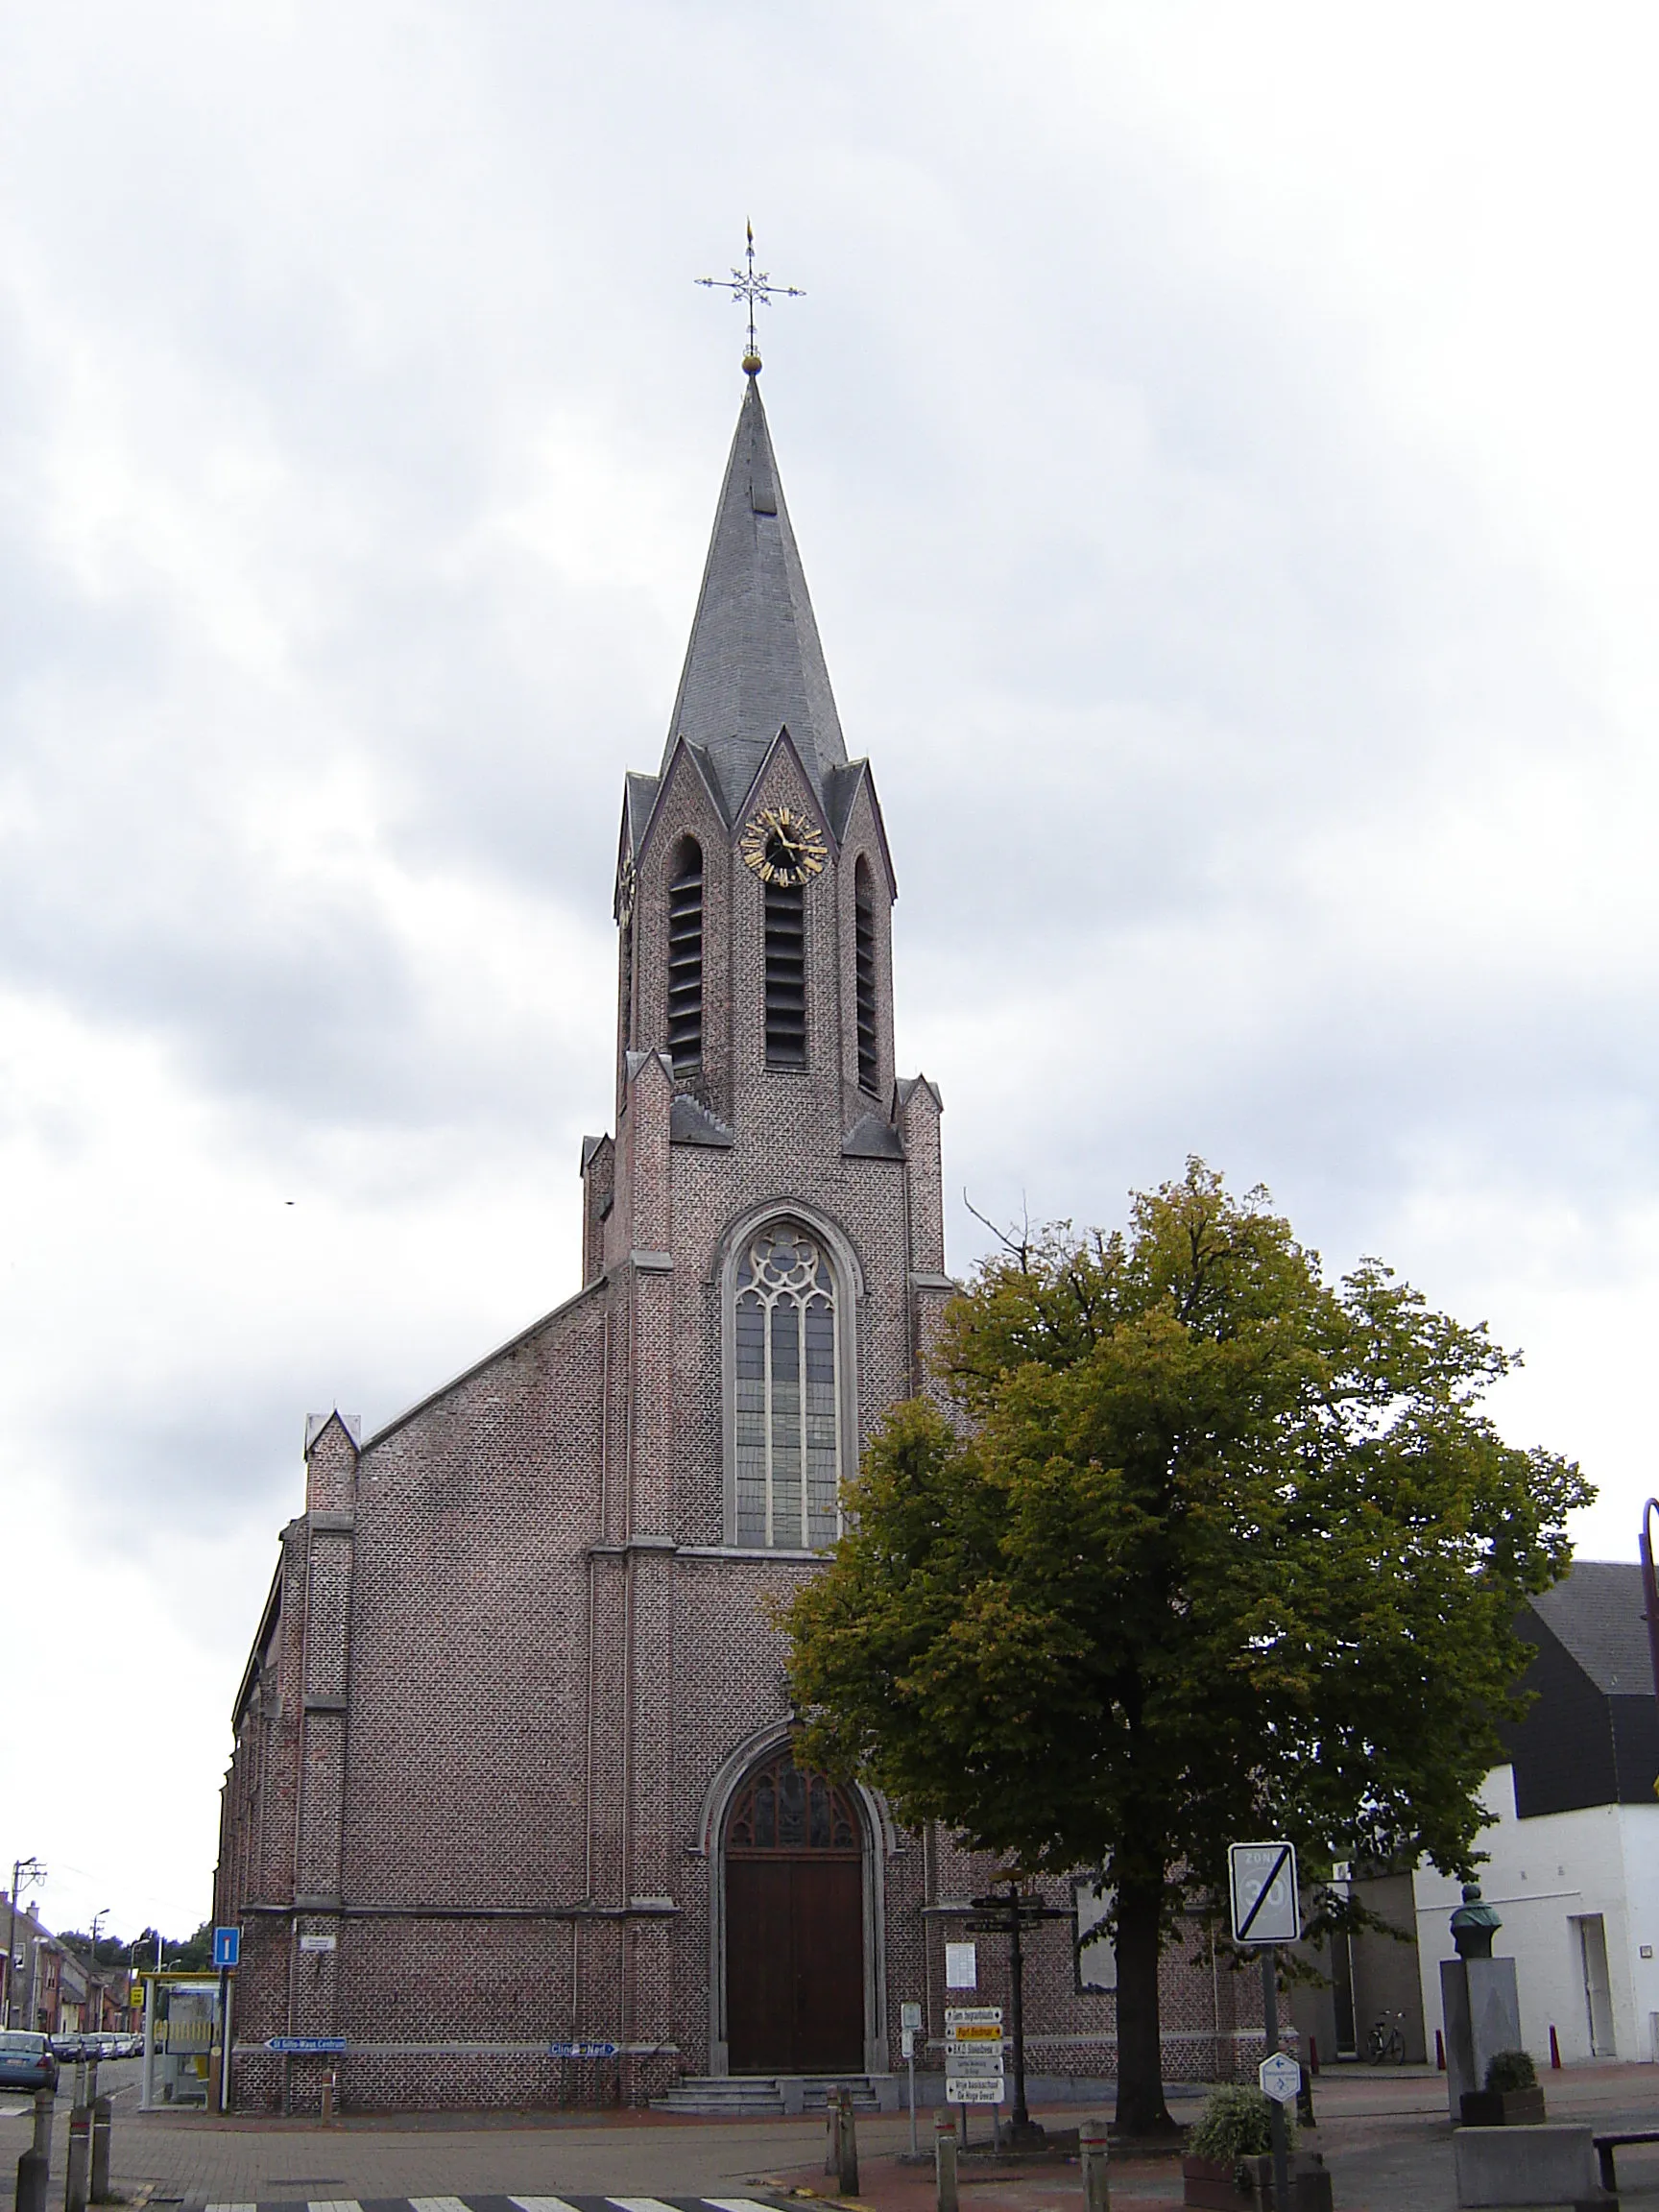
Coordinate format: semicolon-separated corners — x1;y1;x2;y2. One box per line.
1414;1765;1659;2067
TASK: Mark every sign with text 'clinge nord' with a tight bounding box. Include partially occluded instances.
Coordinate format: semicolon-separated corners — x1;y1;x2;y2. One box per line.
1228;1841;1300;1945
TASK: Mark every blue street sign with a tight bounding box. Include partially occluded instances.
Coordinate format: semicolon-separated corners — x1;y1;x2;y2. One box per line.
266;2036;347;2054
212;1926;241;1970
548;2039;619;2059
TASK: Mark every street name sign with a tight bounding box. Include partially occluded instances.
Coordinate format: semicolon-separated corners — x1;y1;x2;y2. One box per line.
945;2007;1002;2026
1228;1841;1300;1945
211;1926;240;1970
266;2036;347;2054
1259;2053;1301;2105
548;2039;618;2058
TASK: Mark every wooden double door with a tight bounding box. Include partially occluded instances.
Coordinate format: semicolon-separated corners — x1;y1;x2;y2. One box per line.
725;1749;865;2075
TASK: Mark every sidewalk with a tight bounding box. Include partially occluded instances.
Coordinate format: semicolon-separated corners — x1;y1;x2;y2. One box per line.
1;2062;1652;2212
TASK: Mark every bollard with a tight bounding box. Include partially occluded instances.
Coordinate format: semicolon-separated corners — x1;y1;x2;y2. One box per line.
320;2072;336;2126
1549;2024;1562;2070
64;2106;91;2212
1435;2029;1446;2073
89;2097;112;2204
33;2088;54;2161
836;2086;859;2199
934;2107;958;2212
824;2086;841;2176
1080;2116;1111;2212
16;2147;48;2212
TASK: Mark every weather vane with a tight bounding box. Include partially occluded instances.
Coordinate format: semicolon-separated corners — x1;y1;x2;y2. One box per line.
696;223;805;376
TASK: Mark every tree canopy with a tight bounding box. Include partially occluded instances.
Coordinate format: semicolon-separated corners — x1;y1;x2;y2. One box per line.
782;1162;1590;2133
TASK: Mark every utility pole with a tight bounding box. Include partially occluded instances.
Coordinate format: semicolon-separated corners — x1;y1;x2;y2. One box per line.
86;1910;108;2034
6;1858;45;2029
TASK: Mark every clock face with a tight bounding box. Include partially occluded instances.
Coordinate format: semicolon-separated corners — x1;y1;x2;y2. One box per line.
615;858;637;926
739;805;828;886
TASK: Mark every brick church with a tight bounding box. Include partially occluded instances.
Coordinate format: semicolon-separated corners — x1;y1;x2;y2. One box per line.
215;365;1245;2113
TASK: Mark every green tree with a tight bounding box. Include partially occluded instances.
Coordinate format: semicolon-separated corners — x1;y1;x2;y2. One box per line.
783;1162;1590;2134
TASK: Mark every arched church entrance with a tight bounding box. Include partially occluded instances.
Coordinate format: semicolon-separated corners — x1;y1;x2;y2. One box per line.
724;1743;865;2074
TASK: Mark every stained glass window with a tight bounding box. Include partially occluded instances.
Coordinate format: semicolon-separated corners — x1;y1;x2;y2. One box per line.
733;1221;841;1549
727;1745;859;1854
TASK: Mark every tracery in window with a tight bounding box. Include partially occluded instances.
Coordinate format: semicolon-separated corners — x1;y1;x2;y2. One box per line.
733;1222;840;1549
727;1744;859;1854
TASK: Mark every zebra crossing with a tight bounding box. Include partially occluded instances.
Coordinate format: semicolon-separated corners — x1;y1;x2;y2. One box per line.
204;2196;789;2212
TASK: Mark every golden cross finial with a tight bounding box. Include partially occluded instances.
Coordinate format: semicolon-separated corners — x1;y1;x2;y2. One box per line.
696;222;805;375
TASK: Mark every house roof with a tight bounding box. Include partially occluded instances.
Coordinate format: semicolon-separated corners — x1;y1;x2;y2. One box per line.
1528;1558;1655;1695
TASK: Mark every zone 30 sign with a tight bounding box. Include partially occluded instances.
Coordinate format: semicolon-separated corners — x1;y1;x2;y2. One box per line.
1228;1841;1300;1946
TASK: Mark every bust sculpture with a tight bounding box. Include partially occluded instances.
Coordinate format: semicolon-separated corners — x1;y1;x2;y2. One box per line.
1450;1882;1503;1959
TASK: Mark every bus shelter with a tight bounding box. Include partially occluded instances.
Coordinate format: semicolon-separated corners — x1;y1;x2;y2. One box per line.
136;1972;221;2110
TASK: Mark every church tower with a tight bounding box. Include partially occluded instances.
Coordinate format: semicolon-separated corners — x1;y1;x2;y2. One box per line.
213;364;962;2110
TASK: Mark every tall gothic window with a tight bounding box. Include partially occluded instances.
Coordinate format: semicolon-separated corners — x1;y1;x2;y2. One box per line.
734;1221;841;1549
667;838;704;1073
854;858;878;1095
764;879;806;1066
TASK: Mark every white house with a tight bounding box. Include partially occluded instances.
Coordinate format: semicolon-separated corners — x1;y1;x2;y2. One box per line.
1414;1562;1659;2068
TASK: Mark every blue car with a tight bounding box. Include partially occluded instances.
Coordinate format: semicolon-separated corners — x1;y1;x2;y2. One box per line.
0;2031;59;2093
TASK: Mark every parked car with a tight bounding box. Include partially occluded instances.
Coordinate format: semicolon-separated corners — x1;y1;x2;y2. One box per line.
49;2032;86;2063
0;2031;60;2093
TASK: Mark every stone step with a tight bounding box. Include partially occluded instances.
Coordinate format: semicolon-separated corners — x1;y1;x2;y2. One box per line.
650;2073;890;2118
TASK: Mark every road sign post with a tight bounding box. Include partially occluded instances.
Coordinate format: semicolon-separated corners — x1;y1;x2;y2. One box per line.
902;2001;922;2154
1230;1846;1299;2212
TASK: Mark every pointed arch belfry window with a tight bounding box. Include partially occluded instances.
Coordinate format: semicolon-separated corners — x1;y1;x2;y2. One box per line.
733;1221;842;1549
854;857;878;1095
667;837;704;1073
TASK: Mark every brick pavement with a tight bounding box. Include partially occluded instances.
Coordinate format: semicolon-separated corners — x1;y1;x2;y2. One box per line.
4;2062;1655;2212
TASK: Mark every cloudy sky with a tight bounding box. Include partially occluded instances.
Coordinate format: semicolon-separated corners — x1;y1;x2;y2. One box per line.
4;1;1657;1943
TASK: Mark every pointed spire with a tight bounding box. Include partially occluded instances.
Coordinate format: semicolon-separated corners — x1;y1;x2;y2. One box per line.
661;379;847;818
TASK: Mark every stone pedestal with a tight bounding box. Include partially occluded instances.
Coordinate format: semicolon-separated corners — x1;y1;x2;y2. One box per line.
1441;1956;1524;2121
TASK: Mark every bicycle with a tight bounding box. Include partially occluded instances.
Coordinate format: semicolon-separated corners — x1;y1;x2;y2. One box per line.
1365;2011;1407;2063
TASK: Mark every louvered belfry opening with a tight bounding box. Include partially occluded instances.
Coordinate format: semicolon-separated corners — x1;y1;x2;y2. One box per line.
764;878;806;1066
854;858;878;1094
667;838;704;1073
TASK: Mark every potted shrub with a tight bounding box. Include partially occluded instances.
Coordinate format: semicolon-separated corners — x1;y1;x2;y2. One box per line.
1459;2049;1547;2128
1184;2085;1330;2212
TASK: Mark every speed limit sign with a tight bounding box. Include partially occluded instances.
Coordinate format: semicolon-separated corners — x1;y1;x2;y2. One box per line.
1229;1841;1300;1945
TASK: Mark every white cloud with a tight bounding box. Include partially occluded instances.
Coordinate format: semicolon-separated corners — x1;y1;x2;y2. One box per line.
3;0;1657;1936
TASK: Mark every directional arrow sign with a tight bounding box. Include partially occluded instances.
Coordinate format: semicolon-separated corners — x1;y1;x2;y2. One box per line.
946;2077;1003;2104
945;2050;1006;2079
1259;2053;1301;2105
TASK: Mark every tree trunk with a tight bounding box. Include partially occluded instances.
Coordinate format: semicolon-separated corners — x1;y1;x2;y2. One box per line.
1114;1875;1174;2137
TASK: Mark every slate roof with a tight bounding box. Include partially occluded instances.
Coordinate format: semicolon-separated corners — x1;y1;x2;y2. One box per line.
660;375;848;820
1527;1559;1655;1695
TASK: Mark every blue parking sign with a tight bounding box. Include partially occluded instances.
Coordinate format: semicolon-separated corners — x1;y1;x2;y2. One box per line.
212;1926;241;1969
